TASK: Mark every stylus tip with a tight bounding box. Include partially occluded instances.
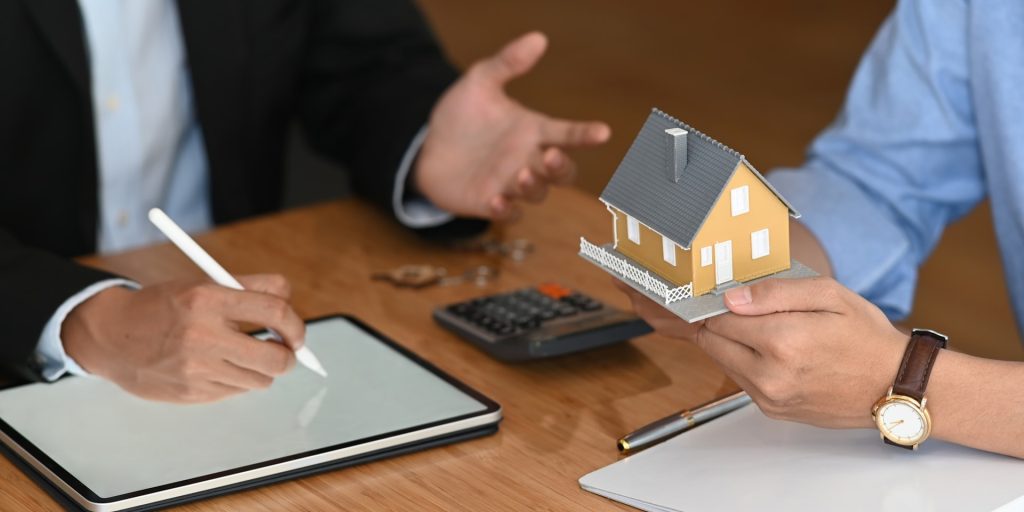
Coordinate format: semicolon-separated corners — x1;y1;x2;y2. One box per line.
296;347;328;378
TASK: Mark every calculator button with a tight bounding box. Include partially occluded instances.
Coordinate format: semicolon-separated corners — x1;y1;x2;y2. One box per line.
556;306;577;317
537;282;572;299
517;318;540;330
433;282;652;361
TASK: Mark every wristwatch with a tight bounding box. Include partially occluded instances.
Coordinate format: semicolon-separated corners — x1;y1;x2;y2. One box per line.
871;328;948;450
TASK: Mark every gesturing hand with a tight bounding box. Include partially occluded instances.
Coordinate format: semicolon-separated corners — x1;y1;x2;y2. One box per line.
414;31;611;220
63;274;305;403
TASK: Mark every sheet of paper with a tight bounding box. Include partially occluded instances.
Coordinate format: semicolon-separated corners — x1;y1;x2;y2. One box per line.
580;405;1024;512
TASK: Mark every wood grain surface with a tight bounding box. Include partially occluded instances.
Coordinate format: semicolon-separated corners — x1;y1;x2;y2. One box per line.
3;186;1019;510
1;189;741;511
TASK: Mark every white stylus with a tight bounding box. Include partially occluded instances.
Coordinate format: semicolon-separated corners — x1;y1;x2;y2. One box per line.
148;208;327;378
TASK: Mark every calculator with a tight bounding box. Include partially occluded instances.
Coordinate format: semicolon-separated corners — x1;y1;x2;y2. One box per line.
432;283;653;362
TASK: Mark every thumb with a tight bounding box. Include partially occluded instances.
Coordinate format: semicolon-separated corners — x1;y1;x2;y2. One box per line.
236;274;292;299
723;277;846;316
472;31;548;85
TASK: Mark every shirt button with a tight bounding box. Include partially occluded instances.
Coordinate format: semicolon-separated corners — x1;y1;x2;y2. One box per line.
105;95;120;112
116;210;129;227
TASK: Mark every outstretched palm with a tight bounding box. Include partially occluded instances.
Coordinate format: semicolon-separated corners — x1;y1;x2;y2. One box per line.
414;32;611;220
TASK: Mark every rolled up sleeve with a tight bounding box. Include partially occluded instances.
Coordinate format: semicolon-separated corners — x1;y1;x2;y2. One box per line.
768;0;984;320
770;168;917;318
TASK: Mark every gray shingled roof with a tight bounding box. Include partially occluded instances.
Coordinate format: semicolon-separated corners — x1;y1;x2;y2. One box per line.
600;108;799;250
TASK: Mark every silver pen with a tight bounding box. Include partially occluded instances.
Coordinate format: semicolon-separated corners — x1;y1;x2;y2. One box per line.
617;391;752;453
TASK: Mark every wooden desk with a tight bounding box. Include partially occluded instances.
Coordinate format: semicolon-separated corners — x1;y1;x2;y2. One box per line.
0;187;736;511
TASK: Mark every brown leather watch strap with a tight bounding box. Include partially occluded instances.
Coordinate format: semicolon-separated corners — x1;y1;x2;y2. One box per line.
892;330;948;402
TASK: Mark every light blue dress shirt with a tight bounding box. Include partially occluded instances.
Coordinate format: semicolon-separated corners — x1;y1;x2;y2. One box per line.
82;0;212;254
36;0;449;380
768;0;1024;339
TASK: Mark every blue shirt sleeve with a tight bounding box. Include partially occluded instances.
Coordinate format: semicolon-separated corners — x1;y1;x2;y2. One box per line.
768;0;986;320
392;126;456;228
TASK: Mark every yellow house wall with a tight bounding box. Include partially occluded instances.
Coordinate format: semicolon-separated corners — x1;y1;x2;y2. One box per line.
689;163;791;296
610;206;693;286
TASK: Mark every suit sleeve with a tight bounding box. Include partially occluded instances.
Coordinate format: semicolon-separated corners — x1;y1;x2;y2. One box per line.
295;0;458;210
0;229;117;380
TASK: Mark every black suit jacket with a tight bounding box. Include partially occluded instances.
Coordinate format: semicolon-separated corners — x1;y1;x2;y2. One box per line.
0;0;459;378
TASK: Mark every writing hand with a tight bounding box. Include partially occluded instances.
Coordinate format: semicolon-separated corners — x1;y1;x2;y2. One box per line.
62;274;304;403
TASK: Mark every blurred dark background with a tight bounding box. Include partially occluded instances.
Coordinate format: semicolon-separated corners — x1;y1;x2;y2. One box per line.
283;1;1022;361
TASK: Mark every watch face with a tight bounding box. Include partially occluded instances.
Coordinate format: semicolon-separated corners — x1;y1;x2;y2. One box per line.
876;399;928;445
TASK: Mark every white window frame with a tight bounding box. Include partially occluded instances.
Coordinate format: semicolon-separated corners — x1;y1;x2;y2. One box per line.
662;236;676;265
700;246;712;267
731;185;750;216
627;215;641;244
751;228;770;259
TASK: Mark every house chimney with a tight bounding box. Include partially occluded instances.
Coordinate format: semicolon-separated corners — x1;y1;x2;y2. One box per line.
664;127;687;182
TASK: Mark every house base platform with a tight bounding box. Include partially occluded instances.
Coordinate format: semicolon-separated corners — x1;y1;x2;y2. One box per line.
578;240;818;323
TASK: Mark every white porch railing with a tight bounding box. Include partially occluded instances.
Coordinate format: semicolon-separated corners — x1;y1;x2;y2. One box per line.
579;237;692;304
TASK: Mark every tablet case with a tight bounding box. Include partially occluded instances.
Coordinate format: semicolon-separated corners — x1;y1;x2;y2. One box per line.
2;424;497;511
0;314;501;511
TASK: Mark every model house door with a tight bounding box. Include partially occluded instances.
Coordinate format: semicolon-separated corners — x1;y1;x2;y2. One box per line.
714;240;733;285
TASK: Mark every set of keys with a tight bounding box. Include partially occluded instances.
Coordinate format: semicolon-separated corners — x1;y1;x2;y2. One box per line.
449;238;533;262
371;236;532;288
371;264;498;289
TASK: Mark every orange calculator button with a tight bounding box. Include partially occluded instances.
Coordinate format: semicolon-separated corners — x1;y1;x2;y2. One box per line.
537;282;572;300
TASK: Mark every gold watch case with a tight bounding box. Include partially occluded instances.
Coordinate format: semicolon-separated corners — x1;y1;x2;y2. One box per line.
871;387;932;448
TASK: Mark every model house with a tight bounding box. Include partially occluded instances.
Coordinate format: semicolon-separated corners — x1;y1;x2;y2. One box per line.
581;108;800;301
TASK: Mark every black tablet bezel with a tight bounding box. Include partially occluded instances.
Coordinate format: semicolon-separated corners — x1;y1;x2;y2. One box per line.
0;314;501;508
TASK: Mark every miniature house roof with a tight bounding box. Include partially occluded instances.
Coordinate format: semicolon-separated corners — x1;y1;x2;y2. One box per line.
600;108;800;250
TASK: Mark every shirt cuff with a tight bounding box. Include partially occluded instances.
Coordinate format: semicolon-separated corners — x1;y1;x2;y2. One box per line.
391;126;455;228
36;278;140;381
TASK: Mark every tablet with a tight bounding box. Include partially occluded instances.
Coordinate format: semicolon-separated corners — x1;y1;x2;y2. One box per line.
0;315;501;511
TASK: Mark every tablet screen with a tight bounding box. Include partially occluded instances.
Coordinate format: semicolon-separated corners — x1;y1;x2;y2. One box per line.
0;316;492;500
